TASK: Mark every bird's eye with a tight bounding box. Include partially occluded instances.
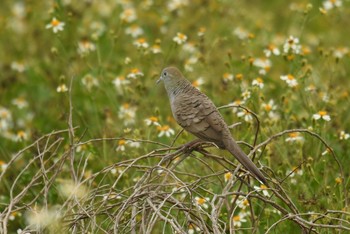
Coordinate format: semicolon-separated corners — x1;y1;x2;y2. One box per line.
163;72;167;76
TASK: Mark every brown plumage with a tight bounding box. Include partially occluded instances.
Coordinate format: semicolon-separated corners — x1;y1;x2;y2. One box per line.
157;66;267;184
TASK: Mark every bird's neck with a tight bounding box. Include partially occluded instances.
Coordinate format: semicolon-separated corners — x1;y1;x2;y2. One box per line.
165;79;192;100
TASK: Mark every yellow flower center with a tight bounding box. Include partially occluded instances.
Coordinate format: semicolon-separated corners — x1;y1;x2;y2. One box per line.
318;111;327;116
192;80;199;87
51;19;60;27
256;77;263;83
335;177;342;184
178;33;186;40
287;74;295;80
149;116;158;122
118;140;126;145
197;197;206;205
260;184;267;190
224;172;232;180
119;76;125;80
223;73;231;79
264;104;272;112
233;215;241;221
123;103;129;109
267;44;276;50
235;73;243;80
288;132;298;138
17;130;26;138
131;68;139;74
0;160;5;165
137;38;146;43
157;125;170;131
242;199;249;206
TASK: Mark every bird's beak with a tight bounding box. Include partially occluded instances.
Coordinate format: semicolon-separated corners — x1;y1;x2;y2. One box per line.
156;76;161;84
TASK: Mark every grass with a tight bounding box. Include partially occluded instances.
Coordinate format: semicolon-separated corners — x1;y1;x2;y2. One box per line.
0;0;349;233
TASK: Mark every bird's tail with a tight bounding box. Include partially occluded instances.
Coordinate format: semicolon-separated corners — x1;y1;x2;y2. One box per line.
224;137;267;185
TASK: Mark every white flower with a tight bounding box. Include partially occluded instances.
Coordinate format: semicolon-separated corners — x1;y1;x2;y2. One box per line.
133;38;149;49
222;73;234;82
285;132;304;143
312;111;331;121
253;58;272;75
150;44;162;54
82;74;99;91
232;212;247;227
144;116;160;126
157;125;175;137
184;56;198;72
192;77;205;90
173;32;187;45
77;40;96;56
333;47;349;59
46;17;65;33
194;196;210;209
224;172;233;182
254;184;269;197
323;0;342;10
182;42;197;54
233;27;249;40
127;68;144;79
56;84;68;93
12;97;28;109
0;161;8;171
14;130;28;142
283;35;301;54
118;103;137;125
120;8;137;23
125;25;144;38
116;139;127;152
237;110;253;122
280;74;298;87
167;0;189;11
230;99;245;113
252;77;264;89
112;76;130;94
11;61;26;73
236;196;250;209
241;90;251;100
264;44;280;57
339;131;350;140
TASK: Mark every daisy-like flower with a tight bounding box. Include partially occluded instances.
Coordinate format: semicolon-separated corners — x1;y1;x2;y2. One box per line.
82;74;99;91
323;0;342;11
322;148;331;155
0;160;8;171
150;44;162;54
197;27;206;37
286;166;303;184
232;212;247;227
224;172;233;182
285;132;305;143
46;17;65;33
252;77;264;89
230;99;245;113
339;131;350;140
233;27;249;40
194;196;210;209
192;77;205;90
56;84;68;93
222;72;234;83
144;116;160;126
184;56;198;72
280;74;298;87
125;24;144;38
167;0;189;11
252;58;272;75
312;110;331;121
12;97;28;109
261;99;277;113
112;76;130;94
335;177;342;184
77;40;96;56
118;103;137;125
305;84;317;92
182;42;197;54
173;32;187;45
120;8;137;23
236;196;250;209
11;61;26;73
333;47;349;59
116;139;127;151
9;212;22;221
237;109;253;122
15;130;28;142
133;38;149;49
235;73;244;80
157;125;175;137
283;35;301;54
188;224;200;234
264;44;280;57
127;68;144;79
241;90;251;100
254;184;269;197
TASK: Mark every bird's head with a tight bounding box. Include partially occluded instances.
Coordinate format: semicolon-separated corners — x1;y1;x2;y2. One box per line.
157;67;184;84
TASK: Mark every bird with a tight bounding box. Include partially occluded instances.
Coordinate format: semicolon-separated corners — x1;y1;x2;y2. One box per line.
157;66;267;185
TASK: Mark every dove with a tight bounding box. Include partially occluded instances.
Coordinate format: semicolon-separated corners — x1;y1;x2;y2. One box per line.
157;67;267;184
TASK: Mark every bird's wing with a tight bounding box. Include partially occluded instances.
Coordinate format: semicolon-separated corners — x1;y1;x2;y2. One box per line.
172;90;227;147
